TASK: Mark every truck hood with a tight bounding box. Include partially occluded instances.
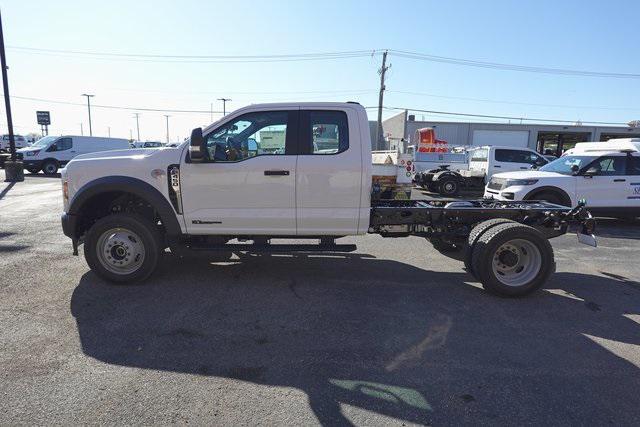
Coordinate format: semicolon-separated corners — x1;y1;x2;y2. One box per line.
65;146;184;173
17;147;39;153
72;148;159;161
492;170;568;180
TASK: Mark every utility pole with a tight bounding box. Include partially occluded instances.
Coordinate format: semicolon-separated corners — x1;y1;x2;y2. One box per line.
133;113;141;141
129;129;133;140
81;93;94;136
107;126;111;137
218;98;231;116
375;50;390;151
80;123;83;136
0;11;23;181
164;115;170;143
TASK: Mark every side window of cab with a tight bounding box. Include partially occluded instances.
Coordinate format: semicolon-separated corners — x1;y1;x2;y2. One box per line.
203;111;295;162
47;137;72;152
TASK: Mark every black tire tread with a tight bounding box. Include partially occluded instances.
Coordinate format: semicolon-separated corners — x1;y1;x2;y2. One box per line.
84;213;162;284
464;218;516;276
470;222;554;297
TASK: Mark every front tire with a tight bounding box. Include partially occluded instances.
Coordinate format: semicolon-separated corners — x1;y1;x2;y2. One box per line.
84;213;162;283
471;222;554;297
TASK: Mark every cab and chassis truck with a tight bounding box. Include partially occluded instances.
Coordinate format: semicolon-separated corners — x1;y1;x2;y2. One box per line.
60;103;595;297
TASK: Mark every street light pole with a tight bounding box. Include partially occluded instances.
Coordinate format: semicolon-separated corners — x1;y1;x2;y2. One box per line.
81;93;94;136
80;123;83;136
218;98;231;116
164;115;170;143
133;113;141;141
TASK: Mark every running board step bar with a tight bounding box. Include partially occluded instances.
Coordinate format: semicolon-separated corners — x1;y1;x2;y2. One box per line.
187;243;358;253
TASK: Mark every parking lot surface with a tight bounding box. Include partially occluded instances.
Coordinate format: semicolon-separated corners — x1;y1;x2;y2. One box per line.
1;171;640;425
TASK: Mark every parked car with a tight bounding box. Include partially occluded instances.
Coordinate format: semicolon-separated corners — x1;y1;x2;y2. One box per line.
0;134;29;152
484;138;640;218
415;146;548;196
60;102;595;297
17;135;130;175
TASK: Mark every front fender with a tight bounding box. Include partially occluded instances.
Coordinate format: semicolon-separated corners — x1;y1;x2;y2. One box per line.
67;175;183;237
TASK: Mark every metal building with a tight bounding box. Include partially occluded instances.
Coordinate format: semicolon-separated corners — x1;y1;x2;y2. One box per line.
377;111;640;157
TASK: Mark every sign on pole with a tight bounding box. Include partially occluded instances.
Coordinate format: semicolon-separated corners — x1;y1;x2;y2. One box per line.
36;111;50;125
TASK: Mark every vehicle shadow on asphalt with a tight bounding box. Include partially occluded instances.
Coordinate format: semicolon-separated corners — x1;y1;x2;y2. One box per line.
70;252;640;425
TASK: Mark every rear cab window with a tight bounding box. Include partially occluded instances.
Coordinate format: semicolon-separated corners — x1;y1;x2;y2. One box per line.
301;110;349;155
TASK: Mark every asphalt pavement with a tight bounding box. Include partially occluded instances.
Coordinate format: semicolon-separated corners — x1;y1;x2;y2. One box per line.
1;170;640;426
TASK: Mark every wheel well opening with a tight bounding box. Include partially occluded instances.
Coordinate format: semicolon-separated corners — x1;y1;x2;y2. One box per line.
75;191;163;239
526;188;571;206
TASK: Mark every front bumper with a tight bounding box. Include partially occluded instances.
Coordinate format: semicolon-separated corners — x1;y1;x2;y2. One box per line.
484;186;529;201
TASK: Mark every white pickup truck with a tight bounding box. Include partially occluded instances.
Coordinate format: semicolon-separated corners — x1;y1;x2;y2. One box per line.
60;102;595;297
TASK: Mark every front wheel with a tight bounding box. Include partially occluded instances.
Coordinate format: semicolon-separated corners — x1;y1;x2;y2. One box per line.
471;222;554;297
84;213;162;283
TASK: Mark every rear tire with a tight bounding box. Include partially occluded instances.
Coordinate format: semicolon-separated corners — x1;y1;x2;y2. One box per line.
471;222;554;297
84;213;162;283
464;219;516;277
42;160;59;175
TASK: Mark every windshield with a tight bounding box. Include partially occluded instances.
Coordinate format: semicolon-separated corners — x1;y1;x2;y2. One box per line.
539;155;598;175
30;136;58;148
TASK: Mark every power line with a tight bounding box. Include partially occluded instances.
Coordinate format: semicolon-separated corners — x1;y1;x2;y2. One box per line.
6;46;375;63
388;49;640;79
366;106;628;126
7;94;222;113
8;44;640;79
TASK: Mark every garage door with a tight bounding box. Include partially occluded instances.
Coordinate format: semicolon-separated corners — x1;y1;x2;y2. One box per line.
472;130;530;148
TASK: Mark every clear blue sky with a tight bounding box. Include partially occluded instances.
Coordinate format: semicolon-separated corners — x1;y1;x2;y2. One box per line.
1;0;639;141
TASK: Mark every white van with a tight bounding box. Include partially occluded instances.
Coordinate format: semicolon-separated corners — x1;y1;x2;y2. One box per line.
17;135;130;175
0;134;29;152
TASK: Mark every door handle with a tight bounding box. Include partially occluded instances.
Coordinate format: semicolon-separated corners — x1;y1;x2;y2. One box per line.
494;165;501;168
519;167;528;169
613;179;626;182
264;170;290;176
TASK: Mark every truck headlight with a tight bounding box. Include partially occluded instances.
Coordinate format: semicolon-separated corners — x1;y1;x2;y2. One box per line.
505;179;538;187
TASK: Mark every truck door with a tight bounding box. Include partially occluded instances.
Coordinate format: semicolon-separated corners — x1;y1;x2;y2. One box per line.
627;155;640;211
296;108;361;235
180;109;299;235
576;155;628;208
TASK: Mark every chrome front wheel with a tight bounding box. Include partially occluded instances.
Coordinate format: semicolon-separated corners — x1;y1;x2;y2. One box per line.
96;228;146;275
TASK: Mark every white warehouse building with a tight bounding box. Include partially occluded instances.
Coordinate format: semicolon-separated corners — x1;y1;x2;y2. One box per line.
376;111;640;157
